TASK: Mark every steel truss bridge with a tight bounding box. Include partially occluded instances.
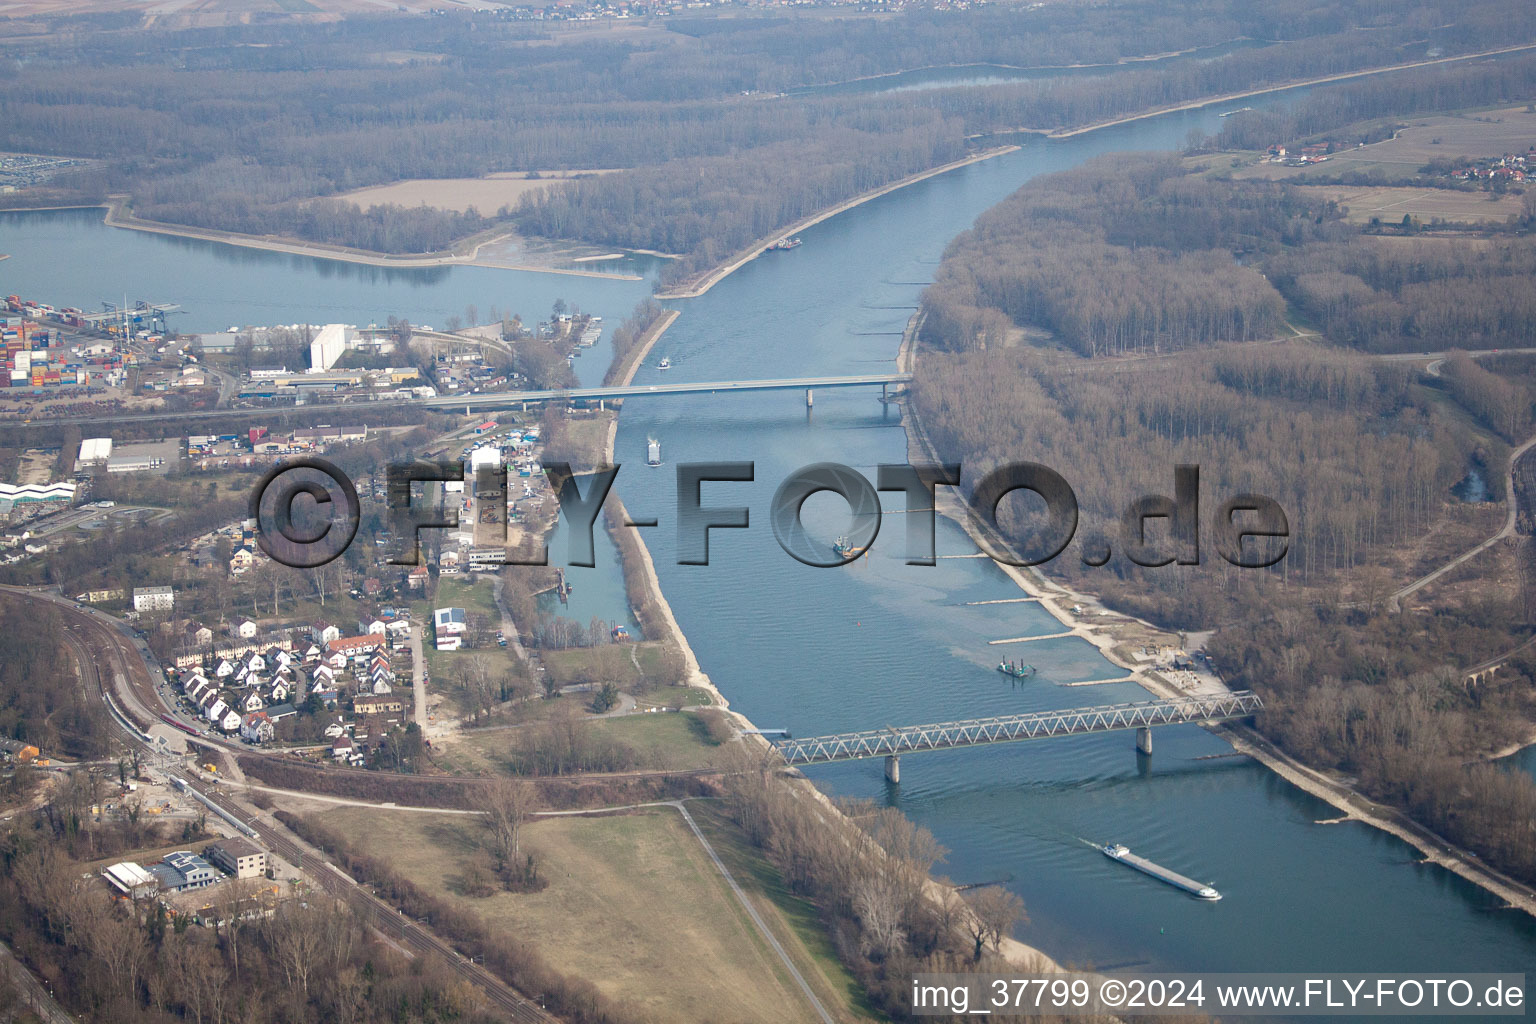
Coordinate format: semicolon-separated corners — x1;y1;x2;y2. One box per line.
773;692;1263;780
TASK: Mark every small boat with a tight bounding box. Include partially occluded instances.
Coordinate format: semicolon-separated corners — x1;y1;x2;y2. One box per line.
658;357;671;371
832;535;866;559
996;660;1035;679
647;438;662;467
768;236;802;251
1102;843;1221;901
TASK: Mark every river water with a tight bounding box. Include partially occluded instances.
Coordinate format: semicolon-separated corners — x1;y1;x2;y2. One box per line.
5;80;1536;985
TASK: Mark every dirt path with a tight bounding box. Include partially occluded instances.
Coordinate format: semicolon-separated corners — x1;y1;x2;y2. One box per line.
1389;432;1536;610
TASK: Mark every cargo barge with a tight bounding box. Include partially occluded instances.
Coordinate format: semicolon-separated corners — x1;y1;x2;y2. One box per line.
1101;843;1221;901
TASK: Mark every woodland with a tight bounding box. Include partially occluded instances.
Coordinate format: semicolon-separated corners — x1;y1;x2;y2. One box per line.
912;151;1536;885
3;0;1535;283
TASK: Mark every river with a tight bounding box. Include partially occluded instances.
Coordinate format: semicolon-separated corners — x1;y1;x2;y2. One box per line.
5;80;1536;989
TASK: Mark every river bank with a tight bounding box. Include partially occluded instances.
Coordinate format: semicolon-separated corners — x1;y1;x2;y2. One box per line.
896;310;1536;919
1039;41;1536;139
792;40;1245;92
654;145;1020;300
589;301;1063;973
96;198;643;280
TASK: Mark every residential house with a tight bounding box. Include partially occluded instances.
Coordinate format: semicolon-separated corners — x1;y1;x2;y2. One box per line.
229;547;256;575
239;712;275;744
132;586;175;613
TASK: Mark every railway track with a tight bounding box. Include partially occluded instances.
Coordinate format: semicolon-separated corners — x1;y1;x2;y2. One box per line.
8;587;558;1023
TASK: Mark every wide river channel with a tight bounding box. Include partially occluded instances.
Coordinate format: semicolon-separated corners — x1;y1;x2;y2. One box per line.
4;73;1535;993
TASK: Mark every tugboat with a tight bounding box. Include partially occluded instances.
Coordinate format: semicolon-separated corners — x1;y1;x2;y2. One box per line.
657;357;671;371
832;535;866;559
768;236;802;251
996;659;1035;679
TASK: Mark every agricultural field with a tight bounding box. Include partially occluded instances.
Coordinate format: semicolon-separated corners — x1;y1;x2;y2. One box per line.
1225;103;1536;181
337;171;620;216
318;803;872;1023
1293;184;1525;223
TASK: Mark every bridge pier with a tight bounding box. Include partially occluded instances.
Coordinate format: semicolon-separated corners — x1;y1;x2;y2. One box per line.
1136;727;1153;756
805;388;814;409
884;755;900;784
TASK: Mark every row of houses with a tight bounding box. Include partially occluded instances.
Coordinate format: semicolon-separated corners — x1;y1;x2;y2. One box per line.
173;631;405;741
169;611;412;671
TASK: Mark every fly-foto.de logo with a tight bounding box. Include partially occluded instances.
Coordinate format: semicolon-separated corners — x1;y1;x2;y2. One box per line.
250;458;1288;571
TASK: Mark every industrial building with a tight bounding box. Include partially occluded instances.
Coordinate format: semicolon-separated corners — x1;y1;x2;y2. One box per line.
204;838;268;880
0;481;75;513
77;437;113;466
148;851;218;892
103;861;159;897
308;323;349;372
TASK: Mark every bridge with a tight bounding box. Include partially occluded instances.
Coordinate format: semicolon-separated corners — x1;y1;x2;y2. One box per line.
422;372;912;414
6;373;913;428
773;691;1264;782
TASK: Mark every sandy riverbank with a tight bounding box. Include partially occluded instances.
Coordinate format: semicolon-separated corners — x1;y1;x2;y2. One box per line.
897;311;1536;919
655;145;1019;301
95;198;643;280
596;306;725;705
591;303;1062;971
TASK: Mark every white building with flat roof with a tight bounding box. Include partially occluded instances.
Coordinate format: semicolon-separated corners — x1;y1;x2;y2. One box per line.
77;437;113;466
133;585;175;612
103;861;158;897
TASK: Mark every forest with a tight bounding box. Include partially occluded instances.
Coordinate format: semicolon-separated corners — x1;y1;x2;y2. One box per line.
911;151;1536;886
0;797;502;1024
0;597;113;761
2;0;1533;281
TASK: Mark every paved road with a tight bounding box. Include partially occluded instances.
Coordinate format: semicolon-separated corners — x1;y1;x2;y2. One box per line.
6;587;558;1023
0;938;72;1024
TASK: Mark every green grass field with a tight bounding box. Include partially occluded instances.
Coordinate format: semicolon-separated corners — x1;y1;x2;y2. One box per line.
318;804;874;1022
